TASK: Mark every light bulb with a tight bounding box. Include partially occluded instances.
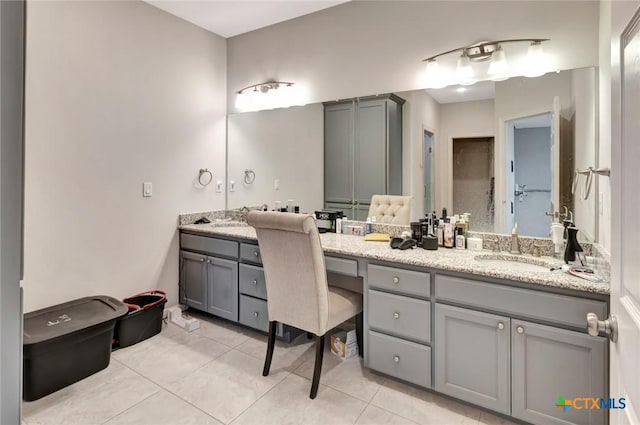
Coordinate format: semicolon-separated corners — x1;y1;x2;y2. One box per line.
235;92;247;110
524;41;546;78
488;45;509;81
425;59;446;89
456;52;474;85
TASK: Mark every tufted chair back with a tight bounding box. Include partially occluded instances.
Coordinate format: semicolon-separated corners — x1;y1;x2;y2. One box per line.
367;195;412;225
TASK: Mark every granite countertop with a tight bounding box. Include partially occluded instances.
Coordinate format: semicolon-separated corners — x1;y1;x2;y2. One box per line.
179;223;610;296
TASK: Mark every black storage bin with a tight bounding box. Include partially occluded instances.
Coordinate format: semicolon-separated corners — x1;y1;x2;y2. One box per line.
113;290;167;349
23;295;127;401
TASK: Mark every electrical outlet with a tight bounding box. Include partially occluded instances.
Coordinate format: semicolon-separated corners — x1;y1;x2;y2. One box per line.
216;180;223;193
229;180;236;192
274;179;280;190
143;182;152;197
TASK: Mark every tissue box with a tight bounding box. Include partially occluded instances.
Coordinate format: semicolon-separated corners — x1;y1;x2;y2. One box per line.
330;328;359;360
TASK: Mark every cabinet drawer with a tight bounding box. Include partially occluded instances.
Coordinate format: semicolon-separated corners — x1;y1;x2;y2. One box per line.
435;275;607;329
181;233;238;259
239;264;267;299
325;256;358;277
240;243;262;265
239;295;269;333
368;330;431;388
367;264;430;298
368;290;430;343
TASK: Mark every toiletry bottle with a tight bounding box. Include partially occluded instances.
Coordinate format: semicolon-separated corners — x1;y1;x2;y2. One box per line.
455;227;465;249
437;219;444;246
365;217;372;234
444;218;455;248
336;218;342;234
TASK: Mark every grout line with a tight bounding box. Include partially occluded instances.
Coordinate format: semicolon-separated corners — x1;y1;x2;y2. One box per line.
227;367;292;425
98;389;161;425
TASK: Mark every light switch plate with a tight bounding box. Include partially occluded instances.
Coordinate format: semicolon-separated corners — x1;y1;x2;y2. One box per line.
143;182;152;197
216;180;223;193
229;180;236;192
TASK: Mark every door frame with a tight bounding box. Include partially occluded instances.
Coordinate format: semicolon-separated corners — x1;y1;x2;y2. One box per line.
422;127;435;218
497;106;554;234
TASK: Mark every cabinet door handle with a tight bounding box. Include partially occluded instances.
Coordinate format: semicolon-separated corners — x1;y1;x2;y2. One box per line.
392;276;399;284
517;326;524;334
200;258;205;262
254;251;259;257
206;259;211;264
393;355;400;363
253;312;259;317
497;322;505;330
252;279;258;285
393;312;400;319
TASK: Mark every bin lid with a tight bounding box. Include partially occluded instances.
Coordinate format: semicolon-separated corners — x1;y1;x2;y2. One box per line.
24;295;128;345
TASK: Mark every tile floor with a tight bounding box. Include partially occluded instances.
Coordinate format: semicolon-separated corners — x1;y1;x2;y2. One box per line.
22;311;519;425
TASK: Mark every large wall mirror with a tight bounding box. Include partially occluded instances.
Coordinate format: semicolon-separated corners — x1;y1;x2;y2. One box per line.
227;67;598;241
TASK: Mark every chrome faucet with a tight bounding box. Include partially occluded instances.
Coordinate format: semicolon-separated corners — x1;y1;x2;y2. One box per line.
239;206;250;222
532;242;545;257
484;237;500;252
510;224;521;255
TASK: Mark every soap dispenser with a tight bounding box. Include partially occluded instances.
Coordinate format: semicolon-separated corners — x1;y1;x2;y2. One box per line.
564;226;584;264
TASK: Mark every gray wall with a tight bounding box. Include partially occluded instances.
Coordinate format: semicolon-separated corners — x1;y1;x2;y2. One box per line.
0;0;25;421
23;1;227;312
227;1;600;111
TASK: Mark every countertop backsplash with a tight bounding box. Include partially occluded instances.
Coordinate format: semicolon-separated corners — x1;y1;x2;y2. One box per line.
179;210;609;281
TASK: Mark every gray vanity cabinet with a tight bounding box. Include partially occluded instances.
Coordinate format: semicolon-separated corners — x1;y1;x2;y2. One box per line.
206;257;238;321
179;250;207;310
365;263;431;389
324;94;404;221
324;102;354;206
511;320;607;425
179;233;239;321
434;303;511;415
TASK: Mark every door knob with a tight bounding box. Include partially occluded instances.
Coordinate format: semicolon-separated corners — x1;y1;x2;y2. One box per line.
393;355;400;363
497;322;505;330
393;312;400;319
587;313;617;342
392;276;399;284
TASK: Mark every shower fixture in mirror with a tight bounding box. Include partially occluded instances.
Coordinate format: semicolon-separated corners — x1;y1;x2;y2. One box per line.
226;67;598;241
423;38;552;89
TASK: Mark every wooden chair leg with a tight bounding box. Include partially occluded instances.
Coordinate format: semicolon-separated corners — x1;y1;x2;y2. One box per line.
355;311;363;358
310;334;325;399
263;321;277;376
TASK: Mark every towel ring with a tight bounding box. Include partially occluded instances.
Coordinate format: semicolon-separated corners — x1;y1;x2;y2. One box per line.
198;168;213;186
244;169;256;185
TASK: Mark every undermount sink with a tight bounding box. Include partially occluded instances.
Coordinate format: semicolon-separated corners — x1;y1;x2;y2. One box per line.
474;254;553;273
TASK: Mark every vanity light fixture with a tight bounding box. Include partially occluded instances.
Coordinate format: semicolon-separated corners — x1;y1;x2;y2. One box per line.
422;38;549;88
235;81;303;112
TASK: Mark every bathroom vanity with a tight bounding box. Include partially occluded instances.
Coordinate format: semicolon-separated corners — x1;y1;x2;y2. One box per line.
178;223;608;425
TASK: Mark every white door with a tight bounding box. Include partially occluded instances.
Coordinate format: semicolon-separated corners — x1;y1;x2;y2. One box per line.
610;5;640;424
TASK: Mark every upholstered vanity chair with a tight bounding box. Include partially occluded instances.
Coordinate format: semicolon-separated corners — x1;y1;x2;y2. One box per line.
246;211;363;399
368;195;412;225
